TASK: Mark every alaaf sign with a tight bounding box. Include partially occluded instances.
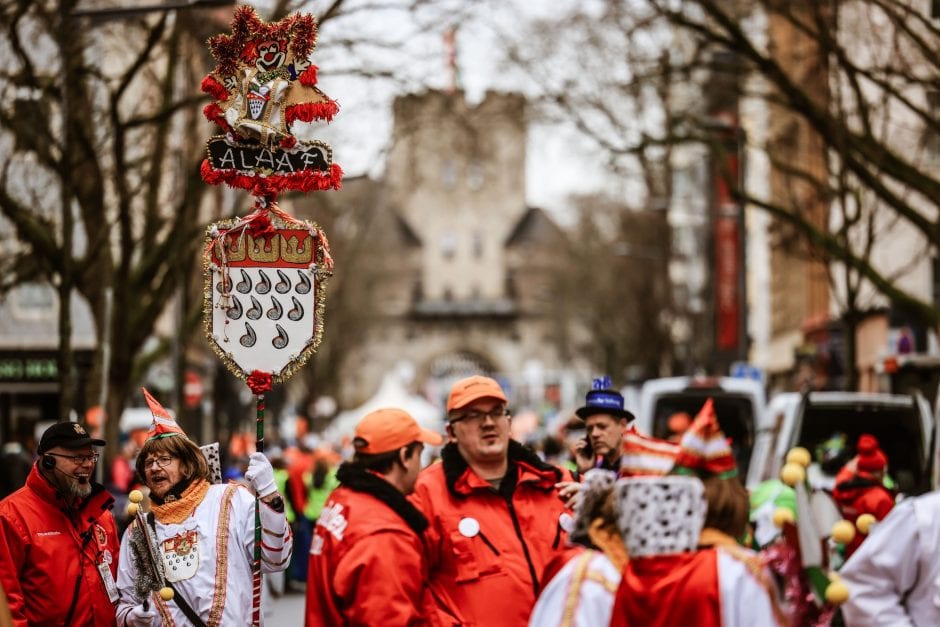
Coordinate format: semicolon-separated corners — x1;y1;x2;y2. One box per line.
202;137;335;195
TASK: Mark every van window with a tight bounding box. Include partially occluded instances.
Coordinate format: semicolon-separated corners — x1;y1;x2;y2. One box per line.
652;393;756;475
796;403;926;495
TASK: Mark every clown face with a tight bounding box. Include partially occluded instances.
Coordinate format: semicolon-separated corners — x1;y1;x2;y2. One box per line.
255;40;286;72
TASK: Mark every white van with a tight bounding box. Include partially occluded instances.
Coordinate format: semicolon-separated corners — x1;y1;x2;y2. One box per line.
636;376;767;480
747;392;938;493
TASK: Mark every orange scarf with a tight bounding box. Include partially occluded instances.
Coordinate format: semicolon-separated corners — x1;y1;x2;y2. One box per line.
150;478;210;524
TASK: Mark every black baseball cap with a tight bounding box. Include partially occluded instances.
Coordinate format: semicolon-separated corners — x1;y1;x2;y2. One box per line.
38;422;106;454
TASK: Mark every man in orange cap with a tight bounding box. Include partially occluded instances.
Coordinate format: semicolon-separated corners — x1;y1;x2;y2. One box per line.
305;407;442;626
412;375;575;626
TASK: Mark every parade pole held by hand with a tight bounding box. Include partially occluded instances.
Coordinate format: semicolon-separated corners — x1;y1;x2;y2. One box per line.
246;370;272;627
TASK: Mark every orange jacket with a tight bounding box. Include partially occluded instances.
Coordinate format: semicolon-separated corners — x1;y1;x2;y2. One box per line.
305;463;431;626
411;441;573;627
0;464;119;627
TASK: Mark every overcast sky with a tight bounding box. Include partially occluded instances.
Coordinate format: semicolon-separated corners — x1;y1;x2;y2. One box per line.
269;0;617;223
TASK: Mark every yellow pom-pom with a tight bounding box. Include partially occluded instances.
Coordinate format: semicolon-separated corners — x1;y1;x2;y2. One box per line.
126;503;139;517
772;507;795;528
786;447;812;467
780;462;806;486
159;587;174;601
856;513;877;535
825;580;850;605
128;489;144;504
831;520;856;545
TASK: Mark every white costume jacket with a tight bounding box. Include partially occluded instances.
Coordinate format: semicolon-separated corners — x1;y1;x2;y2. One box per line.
116;483;292;626
840;490;940;626
529;550;621;627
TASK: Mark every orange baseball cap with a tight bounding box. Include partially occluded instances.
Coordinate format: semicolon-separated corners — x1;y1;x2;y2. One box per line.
353;408;443;454
446;375;508;413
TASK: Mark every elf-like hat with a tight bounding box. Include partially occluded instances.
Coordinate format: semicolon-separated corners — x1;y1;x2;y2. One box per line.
671;398;738;479
619;425;680;477
142;387;186;441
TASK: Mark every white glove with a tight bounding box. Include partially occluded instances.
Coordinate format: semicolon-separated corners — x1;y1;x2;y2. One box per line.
126;603;156;627
245;451;277;498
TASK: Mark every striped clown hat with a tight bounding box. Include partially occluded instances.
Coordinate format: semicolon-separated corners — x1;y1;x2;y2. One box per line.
671;398;737;479
142;387;186;441
620;425;680;477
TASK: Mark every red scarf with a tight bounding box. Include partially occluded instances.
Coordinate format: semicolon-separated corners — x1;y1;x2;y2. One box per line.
610;549;722;627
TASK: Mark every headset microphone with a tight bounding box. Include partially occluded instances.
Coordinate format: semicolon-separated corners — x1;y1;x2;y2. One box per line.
41;455;89;483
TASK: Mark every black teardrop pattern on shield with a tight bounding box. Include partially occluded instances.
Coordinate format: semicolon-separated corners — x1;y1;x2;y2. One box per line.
275;270;291;294
272;324;289;349
236;269;252;294
256;270;271;294
240;322;257;347
288;297;303;321
296;271;311;294
226;297;243;320
266;297;283;320
246;296;263;320
215;275;232;293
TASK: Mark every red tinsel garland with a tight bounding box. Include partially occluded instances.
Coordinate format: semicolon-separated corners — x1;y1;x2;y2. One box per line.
200;160;344;195
247;370;273;395
284;100;339;126
209;7;318;78
201;74;230;101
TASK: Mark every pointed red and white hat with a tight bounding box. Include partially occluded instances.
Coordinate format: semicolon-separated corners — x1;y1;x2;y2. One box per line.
142;387;186;441
620;425;680;477
671;397;738;478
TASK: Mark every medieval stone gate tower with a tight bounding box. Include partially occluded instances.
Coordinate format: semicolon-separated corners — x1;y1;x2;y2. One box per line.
340;90;573;408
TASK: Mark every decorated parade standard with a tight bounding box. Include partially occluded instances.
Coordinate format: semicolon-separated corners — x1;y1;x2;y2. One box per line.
199;7;341;625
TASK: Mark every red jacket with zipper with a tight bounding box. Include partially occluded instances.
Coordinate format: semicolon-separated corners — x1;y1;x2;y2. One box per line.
0;463;119;627
411;441;573;627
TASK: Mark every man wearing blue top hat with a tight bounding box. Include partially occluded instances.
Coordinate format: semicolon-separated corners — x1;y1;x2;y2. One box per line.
573;377;635;474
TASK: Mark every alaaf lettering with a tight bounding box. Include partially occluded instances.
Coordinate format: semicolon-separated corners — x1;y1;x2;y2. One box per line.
208;137;330;174
316;502;348;541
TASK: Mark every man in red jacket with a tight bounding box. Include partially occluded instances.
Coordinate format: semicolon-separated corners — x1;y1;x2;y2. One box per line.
305;408;442;626
0;421;119;626
412;375;575;626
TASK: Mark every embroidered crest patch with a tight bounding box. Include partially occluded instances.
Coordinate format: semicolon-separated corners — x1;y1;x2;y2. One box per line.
161;530;200;582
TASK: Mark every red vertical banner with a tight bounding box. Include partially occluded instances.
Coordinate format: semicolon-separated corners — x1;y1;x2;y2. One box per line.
714;137;741;352
715;213;740;351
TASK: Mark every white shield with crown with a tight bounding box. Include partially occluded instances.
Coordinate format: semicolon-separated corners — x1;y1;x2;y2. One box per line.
204;212;332;383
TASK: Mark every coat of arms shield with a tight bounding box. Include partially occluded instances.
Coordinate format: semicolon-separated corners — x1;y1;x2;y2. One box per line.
204;212;332;383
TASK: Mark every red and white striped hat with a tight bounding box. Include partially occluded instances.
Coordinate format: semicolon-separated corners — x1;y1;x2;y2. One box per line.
619;425;680;477
671;398;738;479
142;387;186;441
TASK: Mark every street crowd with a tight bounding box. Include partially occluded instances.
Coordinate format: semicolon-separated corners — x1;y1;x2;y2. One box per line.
0;374;932;626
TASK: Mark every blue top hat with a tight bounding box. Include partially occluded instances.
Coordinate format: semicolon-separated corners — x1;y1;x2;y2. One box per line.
575;376;634;421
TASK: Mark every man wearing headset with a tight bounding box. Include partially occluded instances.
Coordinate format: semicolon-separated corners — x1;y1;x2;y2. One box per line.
0;421;119;626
